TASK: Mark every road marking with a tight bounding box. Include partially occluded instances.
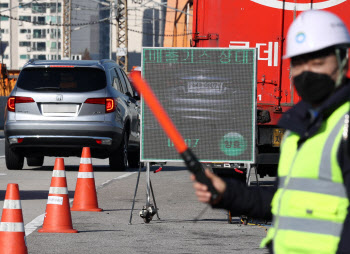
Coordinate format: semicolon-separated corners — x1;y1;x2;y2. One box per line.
24;171;136;236
0;156;5;158
25;214;45;236
0;173;6;176
99;172;136;189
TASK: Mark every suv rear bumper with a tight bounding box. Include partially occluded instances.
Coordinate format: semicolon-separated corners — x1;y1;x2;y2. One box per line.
5;121;123;158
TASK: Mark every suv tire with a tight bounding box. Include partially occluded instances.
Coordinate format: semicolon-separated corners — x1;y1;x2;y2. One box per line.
27;156;44;167
109;131;128;171
5;139;24;170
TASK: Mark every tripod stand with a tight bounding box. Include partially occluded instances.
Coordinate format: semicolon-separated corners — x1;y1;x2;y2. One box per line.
129;162;160;224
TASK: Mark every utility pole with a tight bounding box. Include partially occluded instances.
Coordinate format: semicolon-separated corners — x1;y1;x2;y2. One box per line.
0;14;2;64
116;0;128;72
63;0;71;59
109;1;113;60
56;0;59;59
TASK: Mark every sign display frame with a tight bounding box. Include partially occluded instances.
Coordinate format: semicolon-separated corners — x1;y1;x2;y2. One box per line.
140;47;257;164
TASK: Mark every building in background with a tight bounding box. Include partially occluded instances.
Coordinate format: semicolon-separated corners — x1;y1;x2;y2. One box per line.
72;0;174;70
0;0;192;70
0;0;110;69
126;0;167;71
70;0;106;60
0;0;64;69
163;0;192;47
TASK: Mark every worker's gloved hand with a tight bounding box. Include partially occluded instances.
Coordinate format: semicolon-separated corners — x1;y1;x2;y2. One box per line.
190;169;226;205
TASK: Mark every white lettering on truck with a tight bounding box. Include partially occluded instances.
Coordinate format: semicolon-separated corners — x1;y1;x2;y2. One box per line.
250;0;346;11
229;41;279;67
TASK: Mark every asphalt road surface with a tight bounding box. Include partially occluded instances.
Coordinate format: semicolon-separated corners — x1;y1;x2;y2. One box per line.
0;142;273;253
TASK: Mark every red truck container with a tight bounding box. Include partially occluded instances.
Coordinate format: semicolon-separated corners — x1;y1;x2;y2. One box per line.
190;0;350;177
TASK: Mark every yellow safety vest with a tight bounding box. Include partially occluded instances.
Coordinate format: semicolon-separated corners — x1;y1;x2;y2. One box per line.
261;102;350;254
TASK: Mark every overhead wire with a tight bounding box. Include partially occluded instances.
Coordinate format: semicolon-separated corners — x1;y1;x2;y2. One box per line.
132;0;192;16
71;3;110;11
128;27;192;37
127;0;191;35
108;20;192;36
0;13;112;26
0;1;191;37
0;13;192;37
132;0;154;9
72;1;179;24
127;8;187;24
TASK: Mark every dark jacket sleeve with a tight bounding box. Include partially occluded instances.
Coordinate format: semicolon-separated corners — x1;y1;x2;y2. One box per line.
336;142;350;254
212;177;277;220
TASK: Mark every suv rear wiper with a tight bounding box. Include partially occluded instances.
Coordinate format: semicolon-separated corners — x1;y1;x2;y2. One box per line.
34;87;61;90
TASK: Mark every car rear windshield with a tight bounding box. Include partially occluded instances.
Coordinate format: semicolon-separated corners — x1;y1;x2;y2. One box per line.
16;67;107;92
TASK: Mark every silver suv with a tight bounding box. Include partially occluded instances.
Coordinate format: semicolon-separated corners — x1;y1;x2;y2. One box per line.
4;59;140;170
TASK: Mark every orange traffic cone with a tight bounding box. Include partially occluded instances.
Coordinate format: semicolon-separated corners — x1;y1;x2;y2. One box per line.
71;147;102;212
38;158;78;233
0;183;28;254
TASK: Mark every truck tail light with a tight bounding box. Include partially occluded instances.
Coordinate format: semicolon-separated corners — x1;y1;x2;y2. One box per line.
7;96;35;112
84;97;117;113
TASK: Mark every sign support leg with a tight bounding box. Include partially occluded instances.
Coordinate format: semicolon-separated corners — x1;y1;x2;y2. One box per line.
246;164;252;186
146;162;151;206
254;165;259;187
129;161;143;225
150;179;160;220
139;162;159;223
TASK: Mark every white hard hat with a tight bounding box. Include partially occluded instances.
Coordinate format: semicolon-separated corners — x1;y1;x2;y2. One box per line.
284;10;350;59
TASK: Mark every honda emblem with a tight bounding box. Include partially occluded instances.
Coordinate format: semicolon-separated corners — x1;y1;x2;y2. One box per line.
56;94;63;101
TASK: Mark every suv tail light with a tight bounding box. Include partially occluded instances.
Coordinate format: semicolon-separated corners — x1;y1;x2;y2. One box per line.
7;96;35;112
84;97;117;113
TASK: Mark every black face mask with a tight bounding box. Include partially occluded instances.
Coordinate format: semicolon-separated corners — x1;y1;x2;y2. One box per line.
293;71;335;104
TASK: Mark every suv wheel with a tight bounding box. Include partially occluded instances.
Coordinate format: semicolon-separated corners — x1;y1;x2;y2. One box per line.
27;156;44;167
5;139;24;170
109;131;128;171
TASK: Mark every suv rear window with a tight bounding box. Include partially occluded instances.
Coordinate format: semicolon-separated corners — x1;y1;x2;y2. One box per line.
16;67;107;92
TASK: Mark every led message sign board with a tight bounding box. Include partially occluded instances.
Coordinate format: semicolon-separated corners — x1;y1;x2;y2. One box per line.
141;47;256;163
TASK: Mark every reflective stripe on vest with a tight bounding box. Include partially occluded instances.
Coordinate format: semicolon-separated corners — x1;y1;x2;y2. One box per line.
319;113;347;180
277;216;343;237
278;177;347;198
